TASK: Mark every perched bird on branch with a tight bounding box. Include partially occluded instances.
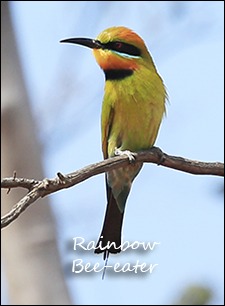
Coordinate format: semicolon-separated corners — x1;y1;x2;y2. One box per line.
61;26;167;260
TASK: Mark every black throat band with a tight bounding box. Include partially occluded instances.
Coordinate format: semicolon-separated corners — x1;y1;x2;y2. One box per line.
104;69;133;81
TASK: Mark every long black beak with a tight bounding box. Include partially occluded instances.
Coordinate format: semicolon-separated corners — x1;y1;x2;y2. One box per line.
60;37;102;49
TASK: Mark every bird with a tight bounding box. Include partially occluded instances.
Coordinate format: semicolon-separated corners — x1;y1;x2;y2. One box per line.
60;26;167;260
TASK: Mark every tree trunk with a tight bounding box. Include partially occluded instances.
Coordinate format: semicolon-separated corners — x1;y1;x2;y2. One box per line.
1;2;72;304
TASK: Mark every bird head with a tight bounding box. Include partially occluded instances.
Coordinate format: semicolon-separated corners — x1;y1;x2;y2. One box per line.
60;26;155;72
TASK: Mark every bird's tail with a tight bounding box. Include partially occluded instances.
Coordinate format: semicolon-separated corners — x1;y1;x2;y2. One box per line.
94;180;124;260
95;162;142;260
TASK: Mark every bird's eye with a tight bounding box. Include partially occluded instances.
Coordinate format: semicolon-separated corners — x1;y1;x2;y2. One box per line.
103;41;141;57
114;41;122;49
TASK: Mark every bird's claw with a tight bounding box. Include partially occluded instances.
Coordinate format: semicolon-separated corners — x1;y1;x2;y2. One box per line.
114;147;136;163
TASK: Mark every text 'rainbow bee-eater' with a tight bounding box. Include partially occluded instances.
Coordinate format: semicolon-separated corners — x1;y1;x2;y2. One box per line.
61;26;167;260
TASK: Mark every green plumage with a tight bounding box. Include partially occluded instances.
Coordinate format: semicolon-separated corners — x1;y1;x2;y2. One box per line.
95;28;166;258
60;26;167;258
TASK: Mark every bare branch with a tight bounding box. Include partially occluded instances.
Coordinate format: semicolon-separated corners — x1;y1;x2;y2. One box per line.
1;177;41;190
1;147;224;229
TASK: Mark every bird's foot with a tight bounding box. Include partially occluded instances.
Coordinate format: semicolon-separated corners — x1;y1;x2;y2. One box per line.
114;147;136;163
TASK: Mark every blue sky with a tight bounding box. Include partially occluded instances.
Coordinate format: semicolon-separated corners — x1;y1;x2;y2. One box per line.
2;1;224;305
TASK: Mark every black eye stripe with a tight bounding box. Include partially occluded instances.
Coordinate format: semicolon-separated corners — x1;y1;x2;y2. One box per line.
101;41;141;57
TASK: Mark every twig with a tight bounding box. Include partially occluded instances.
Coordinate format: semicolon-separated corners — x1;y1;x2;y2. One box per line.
1;147;224;229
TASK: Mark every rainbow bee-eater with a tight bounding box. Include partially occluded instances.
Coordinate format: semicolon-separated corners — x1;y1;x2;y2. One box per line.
61;27;166;260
